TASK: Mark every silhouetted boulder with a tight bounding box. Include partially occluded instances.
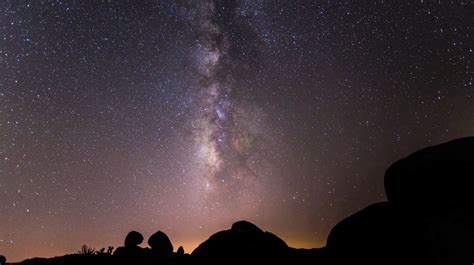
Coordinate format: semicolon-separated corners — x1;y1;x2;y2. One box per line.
384;137;474;265
192;220;289;262
327;137;474;265
0;255;5;265
124;231;144;247
326;202;423;264
148;230;174;255
385;137;474;212
177;246;185;255
114;231;146;262
231;220;263;233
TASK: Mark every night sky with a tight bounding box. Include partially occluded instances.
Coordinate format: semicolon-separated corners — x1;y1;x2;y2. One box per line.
1;1;472;261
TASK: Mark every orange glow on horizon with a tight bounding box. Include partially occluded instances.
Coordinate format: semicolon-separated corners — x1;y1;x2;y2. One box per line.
5;234;326;262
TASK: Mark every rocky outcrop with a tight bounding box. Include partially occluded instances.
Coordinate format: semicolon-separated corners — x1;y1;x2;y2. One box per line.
385;137;474;265
114;231;146;261
385;137;474;213
326;202;424;264
327;137;474;265
148;230;174;255
192;220;289;262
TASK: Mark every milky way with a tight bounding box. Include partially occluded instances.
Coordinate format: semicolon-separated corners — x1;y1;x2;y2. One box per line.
0;1;472;261
190;1;274;210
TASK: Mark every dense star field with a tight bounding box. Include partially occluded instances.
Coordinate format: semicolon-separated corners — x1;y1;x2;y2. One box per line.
0;1;472;261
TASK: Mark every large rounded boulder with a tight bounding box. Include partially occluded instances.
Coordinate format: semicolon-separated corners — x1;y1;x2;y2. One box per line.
326;202;423;264
384;137;474;213
191;220;289;262
148;230;174;255
384;137;474;264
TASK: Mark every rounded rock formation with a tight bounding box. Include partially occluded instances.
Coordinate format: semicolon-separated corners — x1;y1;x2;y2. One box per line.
113;231;146;262
192;220;289;262
384;137;474;264
231;220;264;234
384;136;474;213
148;230;174;254
124;231;144;247
326;202;422;264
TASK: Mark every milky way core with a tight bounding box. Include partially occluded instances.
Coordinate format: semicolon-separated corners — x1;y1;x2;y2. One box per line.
190;2;275;212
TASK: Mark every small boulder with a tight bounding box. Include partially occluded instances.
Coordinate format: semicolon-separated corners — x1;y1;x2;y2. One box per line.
148;230;173;254
124;231;144;247
114;231;146;261
177;246;185;255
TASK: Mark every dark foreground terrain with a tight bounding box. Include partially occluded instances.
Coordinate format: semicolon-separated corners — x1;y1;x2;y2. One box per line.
2;137;473;265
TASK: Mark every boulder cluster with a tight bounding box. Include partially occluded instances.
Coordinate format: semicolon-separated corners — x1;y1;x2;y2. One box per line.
110;221;322;264
189;137;473;264
325;137;474;264
113;229;186;263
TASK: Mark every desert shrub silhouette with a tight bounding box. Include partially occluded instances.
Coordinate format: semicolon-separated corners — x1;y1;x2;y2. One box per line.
77;245;96;255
